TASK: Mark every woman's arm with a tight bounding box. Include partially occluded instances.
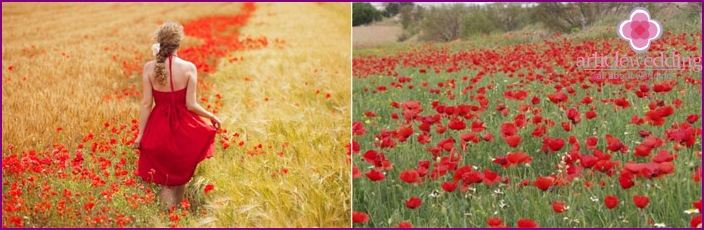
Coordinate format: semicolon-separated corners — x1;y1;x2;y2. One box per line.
185;63;221;129
134;63;154;148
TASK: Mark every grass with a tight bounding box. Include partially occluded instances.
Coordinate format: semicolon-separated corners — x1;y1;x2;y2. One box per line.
195;2;351;227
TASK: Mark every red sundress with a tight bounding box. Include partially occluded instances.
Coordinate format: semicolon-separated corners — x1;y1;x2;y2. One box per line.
138;55;216;186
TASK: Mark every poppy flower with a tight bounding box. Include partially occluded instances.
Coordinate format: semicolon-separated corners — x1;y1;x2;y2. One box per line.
500;123;518;137
517;218;538;228
604;195;619;209
541;137;565;153
652;149;674;163
694;199;702;213
441;181;457;192
618;174;634;189
686;114;700;124
448;118;467;130
486;217;503;227
566;108;581;124
561;122;572;132
534;176;555;191
395;126;414;142
471;121;486;132
366;170;385;181
503;135;522;148
352;166;363;178
399;170;419;184
691;215;702;228
352;211;369;223
398;221;413;228
633;195;650;209
507;151;532;165
353;121;367;136
482;132;494;142
405;196;422;209
547;92;568;103
552;201;567;213
204;184;214;194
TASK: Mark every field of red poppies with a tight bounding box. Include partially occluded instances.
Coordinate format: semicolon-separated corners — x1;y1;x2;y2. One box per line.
351;24;702;227
3;2;350;227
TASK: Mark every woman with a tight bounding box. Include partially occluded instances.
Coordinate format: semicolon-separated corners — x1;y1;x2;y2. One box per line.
133;21;221;209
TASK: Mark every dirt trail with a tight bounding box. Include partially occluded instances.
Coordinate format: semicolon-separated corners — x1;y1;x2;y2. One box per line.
353;25;403;49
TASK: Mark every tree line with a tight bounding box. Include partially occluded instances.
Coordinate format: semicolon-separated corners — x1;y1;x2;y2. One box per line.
353;2;701;42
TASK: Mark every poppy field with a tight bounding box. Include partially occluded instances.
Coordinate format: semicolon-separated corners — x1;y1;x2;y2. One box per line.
2;2;350;228
351;19;702;228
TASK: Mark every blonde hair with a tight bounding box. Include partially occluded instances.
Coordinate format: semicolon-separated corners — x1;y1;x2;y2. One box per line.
153;21;184;85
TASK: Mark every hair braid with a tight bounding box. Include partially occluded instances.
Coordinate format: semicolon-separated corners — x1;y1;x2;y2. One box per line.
152;21;184;85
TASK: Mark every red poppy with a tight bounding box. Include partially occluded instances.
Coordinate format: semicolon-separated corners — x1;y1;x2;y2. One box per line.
561;122;572;132
552;201;567;213
448;118;467;130
204;184;214;194
395;126;414;142
366;170;385;181
471;121;486;132
503;135;522;148
405;196;422;209
500;123;518;137
364;110;376;117
517;218;538;228
618;174;634;189
441;181;457;192
694;199;702;213
653;149;675;163
506;152;532;165
399;170;419;184
632;195;649;209
566;108;581;124
604;195;619;209
353;121;367;136
605;134;627;153
486;217;503;227
686;114;700;124
352;211;369;223
352;166;363;178
482;132;494;142
691;215;702;228
547;92;568;103
533;176;555;191
541;137;565;153
531;125;546;137
398;221;413;228
585;111;597;119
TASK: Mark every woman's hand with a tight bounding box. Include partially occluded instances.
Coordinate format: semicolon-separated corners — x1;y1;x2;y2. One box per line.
133;136;142;149
210;116;222;130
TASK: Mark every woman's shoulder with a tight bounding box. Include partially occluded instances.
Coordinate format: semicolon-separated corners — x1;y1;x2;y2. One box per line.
176;58;197;71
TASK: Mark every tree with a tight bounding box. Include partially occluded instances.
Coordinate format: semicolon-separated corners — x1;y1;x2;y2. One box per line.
530;2;628;33
353;2;382;26
383;2;400;17
420;4;468;41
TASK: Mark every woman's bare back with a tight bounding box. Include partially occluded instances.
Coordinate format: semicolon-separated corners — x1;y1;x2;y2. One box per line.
145;57;195;92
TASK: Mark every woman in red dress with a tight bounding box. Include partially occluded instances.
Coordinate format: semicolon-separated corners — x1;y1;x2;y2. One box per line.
133;21;221;209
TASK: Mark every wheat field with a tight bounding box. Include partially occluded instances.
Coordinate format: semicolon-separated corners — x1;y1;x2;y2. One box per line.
2;2;351;228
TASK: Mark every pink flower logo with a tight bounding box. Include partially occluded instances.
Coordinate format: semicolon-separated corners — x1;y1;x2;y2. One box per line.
617;7;662;53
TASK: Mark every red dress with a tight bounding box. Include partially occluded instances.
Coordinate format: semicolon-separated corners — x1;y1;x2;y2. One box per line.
138;56;216;186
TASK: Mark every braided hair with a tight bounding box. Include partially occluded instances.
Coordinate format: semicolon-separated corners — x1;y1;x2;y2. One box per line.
153;21;183;85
